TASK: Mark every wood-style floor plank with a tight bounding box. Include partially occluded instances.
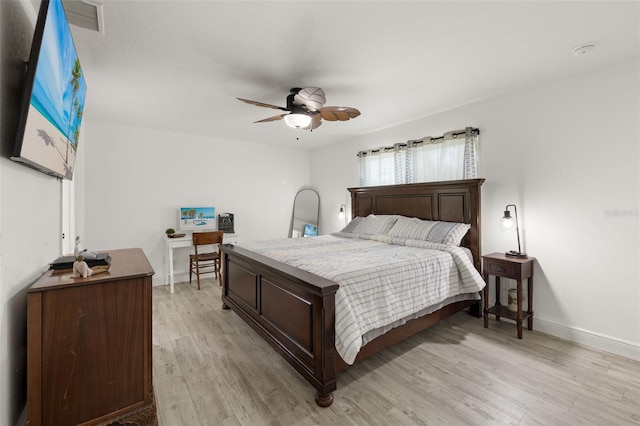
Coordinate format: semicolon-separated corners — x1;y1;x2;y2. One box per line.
152;281;640;425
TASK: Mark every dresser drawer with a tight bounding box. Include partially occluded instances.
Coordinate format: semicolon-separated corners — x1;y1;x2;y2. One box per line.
484;259;517;278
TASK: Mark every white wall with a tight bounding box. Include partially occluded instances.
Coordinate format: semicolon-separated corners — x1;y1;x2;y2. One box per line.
0;1;65;424
311;57;640;359
81;121;310;284
0;161;62;426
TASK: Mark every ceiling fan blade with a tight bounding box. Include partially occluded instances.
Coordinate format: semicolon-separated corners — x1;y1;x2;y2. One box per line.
237;98;288;111
319;106;361;121
254;114;287;123
303;114;323;130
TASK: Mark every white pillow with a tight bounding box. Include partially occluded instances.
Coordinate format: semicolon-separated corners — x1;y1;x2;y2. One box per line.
351;214;400;235
426;221;471;246
388;216;470;246
339;216;364;234
387;216;436;240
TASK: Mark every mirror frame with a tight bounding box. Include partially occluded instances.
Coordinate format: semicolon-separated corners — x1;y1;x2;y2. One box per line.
289;188;320;238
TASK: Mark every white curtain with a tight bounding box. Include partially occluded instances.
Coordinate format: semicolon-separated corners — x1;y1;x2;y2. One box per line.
358;143;407;186
358;127;478;186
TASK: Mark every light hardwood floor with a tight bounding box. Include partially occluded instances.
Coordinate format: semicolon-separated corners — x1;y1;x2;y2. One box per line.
152;280;640;425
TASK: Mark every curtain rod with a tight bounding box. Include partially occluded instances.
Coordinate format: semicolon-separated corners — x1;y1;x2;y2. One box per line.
357;127;479;157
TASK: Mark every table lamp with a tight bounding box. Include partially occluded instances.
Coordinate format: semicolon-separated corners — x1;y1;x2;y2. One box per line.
501;204;527;258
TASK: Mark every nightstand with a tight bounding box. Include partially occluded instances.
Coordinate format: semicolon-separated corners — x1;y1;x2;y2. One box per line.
482;252;536;339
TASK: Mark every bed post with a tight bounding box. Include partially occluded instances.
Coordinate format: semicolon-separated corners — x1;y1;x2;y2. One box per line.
467;179;483;318
315;294;337;406
220;245;339;407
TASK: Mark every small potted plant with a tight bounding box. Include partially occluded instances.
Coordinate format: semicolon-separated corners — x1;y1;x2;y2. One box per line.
165;228;176;237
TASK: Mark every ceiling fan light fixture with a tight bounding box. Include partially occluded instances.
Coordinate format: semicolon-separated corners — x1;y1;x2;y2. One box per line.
284;113;312;129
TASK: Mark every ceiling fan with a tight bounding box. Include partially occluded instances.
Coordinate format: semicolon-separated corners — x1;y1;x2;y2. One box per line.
237;87;361;139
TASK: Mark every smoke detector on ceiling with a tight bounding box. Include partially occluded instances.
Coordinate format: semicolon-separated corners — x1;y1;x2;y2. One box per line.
571;43;596;56
63;0;104;34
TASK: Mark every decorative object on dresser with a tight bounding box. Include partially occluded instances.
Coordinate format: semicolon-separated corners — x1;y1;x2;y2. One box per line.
27;248;156;425
482;252;536;339
220;179;485;407
501;204;527;258
74;235;82;256
72;254;111;278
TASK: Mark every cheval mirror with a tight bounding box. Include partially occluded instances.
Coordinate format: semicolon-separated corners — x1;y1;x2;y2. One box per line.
289;188;320;238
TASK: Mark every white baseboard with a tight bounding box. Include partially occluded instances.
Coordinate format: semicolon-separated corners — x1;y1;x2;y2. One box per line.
534;318;640;361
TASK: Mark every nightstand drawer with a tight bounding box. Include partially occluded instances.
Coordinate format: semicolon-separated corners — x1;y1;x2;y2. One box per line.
485;260;517;277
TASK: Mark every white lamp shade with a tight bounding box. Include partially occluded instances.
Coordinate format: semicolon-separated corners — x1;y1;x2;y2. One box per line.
284;113;312;129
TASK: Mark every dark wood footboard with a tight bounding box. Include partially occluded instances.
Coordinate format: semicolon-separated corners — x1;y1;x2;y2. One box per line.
220;244;340;406
220;244;480;406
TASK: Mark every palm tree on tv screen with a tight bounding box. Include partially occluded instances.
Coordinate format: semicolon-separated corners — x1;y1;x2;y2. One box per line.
66;58;83;161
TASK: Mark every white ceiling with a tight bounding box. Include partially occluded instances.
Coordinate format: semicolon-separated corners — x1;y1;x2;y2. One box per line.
67;1;640;149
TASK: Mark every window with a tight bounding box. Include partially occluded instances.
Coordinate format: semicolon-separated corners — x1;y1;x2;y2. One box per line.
358;127;478;186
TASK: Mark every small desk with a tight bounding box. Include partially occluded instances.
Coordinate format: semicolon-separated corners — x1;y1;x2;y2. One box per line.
165;233;238;293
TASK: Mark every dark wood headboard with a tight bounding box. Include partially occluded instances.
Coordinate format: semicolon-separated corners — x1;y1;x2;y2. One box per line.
348;179;485;272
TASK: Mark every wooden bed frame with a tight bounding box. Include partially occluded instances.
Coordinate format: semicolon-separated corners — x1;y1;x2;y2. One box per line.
220;178;484;407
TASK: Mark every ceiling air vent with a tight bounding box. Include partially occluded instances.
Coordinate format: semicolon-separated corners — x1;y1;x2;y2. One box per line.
63;0;104;34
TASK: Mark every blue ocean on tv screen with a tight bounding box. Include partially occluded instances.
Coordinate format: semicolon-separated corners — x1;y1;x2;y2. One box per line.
30;0;87;145
180;207;216;227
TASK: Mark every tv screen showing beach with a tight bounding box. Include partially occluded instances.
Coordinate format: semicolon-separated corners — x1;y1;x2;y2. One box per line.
180;207;216;231
12;0;87;180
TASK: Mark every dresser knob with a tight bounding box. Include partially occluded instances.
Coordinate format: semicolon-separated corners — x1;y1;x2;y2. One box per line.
496;266;506;272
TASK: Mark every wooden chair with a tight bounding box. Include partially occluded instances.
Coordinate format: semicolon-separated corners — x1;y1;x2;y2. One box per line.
189;231;224;289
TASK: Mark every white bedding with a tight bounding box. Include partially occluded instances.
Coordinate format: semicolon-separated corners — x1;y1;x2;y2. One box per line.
236;234;485;364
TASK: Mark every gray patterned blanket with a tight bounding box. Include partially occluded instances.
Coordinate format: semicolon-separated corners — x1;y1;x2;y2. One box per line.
236;234;485;364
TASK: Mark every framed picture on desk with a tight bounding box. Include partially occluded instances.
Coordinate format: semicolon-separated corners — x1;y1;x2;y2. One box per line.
179;206;216;231
303;223;318;237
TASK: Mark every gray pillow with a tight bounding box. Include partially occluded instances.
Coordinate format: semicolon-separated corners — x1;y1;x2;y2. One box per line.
351;214;400;235
388;216;470;246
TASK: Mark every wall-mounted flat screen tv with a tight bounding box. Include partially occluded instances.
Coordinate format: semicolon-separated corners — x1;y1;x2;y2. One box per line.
11;0;87;180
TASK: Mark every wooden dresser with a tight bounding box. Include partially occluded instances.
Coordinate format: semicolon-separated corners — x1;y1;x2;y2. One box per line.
27;248;157;425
